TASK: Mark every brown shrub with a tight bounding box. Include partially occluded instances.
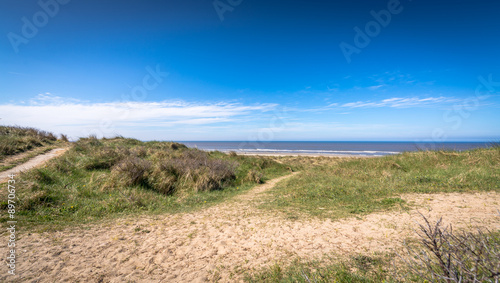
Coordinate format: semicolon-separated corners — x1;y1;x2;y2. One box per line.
398;213;500;282
151;150;238;192
148;160;179;195
110;156;151;187
131;146;148;158
245;169;263;184
193;159;238;192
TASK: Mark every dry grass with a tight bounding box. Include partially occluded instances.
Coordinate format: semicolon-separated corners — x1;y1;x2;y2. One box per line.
1;136;289;229
0;125;59;159
261;147;500;220
397;213;500;282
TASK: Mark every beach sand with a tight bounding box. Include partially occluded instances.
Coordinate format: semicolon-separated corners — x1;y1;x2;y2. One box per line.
2;172;499;282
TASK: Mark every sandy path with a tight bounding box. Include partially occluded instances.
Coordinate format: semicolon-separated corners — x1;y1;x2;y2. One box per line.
0;148;69;183
1;172;499;282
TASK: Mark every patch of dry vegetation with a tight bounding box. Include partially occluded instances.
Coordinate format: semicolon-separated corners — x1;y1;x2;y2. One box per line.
0;125;62;160
0;136;289;229
261;147;500;220
397;214;500;282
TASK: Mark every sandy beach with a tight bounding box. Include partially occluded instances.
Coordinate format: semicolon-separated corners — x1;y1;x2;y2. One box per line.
2;171;499;282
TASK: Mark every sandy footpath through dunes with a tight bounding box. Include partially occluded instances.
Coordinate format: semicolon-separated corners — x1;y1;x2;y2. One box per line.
0;148;69;183
1;172;499;282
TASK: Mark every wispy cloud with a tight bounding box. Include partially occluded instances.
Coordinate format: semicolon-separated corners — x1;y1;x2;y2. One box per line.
340;96;460;108
29;93;85;105
0;94;277;138
370;71;418;85
367;85;385;91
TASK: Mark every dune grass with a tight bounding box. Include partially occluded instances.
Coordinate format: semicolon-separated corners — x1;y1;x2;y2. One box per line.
0;136;289;230
245;215;500;283
261;147;500;220
1;127;498;280
244;254;391;283
0;125;64;161
0;145;60;172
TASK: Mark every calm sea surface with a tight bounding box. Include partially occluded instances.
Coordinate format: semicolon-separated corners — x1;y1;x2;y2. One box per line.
179;141;492;157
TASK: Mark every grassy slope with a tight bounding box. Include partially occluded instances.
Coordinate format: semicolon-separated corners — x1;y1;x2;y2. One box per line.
0;125;63;161
2;129;498;281
0;136;289;230
261;147;500;220
246;147;499;282
0;145;60;172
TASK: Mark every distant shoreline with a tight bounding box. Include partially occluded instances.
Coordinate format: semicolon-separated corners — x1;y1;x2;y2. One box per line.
182;141;492;158
206;150;385;158
227;152;375;158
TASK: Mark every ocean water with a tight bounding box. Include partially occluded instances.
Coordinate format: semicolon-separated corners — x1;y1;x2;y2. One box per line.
180;141;492;157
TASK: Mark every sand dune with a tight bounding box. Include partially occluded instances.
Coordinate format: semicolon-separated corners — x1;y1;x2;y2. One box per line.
2;173;499;282
0;148;69;183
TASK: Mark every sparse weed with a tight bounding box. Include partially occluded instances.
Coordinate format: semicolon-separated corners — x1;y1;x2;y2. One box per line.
397;213;500;282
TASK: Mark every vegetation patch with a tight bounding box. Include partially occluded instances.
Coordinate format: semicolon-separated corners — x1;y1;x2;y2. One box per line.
0;125;64;160
0;145;60;172
0;136;289;229
244;254;390;282
397;214;500;282
261;147;500;220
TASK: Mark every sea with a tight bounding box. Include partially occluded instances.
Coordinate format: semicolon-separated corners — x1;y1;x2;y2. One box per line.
180;141;493;157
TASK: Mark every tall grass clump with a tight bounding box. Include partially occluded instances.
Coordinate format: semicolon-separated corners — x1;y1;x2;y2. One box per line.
0;125;60;159
104;147;238;194
59;134;69;142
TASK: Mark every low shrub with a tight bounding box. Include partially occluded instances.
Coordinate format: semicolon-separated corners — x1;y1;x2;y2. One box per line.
398;213;500;282
110;156;151;187
245;169;263;184
148;161;178;195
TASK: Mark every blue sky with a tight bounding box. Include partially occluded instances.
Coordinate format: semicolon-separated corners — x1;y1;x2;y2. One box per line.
1;0;499;141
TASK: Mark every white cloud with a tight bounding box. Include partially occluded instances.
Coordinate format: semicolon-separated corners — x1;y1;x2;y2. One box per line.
367;85;385;91
0;96;277;139
29;93;84;105
340;96;460;108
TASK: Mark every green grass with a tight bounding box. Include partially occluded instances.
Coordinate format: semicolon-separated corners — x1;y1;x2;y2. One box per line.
0;125;63;160
245;227;500;283
261;147;500;220
2;127;498;281
0;144;59;172
0;136;289;230
244;254;393;283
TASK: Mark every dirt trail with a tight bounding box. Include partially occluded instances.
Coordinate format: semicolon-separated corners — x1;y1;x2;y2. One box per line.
0;148;69;183
2;172;499;282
